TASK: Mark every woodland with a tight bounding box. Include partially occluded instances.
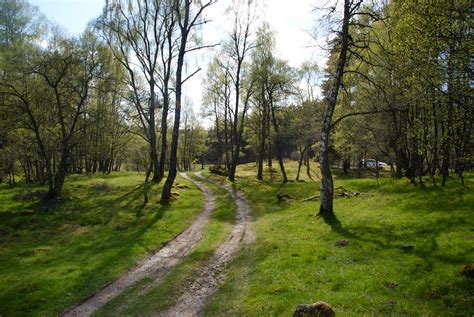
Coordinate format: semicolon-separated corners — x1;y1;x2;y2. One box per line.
0;0;472;316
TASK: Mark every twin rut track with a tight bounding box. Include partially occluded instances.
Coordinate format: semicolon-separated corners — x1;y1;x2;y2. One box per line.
62;173;253;317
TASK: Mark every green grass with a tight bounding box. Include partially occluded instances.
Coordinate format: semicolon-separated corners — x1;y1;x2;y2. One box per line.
204;163;474;316
1;163;472;316
95;174;237;316
0;172;204;316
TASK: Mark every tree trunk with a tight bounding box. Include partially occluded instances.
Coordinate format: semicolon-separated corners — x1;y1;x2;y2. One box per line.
268;142;273;168
161;1;192;202
257;152;264;180
161;88;182;201
228;161;237;182
50;146;69;198
343;159;350;174
276;148;287;183
228;64;242;182
150;84;160;183
305;151;313;180
270;104;287;183
158;85;170;182
143;164;152;204
296;146;307;181
257;119;267;180
319;0;351;218
319;131;334;216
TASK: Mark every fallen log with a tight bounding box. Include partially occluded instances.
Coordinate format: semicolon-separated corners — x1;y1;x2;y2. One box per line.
302;189;362;202
302;195;320;202
277;192;292;202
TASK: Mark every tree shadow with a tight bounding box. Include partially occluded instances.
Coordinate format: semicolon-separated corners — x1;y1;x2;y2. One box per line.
321;209;469;274
0;174;179;315
320;211;343;231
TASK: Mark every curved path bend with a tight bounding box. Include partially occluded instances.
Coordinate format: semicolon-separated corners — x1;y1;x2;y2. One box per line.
62;173;216;317
159;172;254;317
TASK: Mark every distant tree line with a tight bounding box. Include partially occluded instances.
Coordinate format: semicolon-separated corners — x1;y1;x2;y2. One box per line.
201;0;472;217
0;0;212;202
1;0;471;212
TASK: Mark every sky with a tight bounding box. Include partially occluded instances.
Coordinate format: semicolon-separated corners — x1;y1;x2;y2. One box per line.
29;0;104;35
29;0;328;117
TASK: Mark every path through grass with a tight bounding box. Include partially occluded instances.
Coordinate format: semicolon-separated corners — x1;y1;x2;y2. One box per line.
204;163;473;316
0;172;203;316
95;173;237;316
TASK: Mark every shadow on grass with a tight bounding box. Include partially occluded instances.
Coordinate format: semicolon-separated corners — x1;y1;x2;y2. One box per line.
314;199;472;312
322;207;470;272
0;178;175;316
96;246;217;316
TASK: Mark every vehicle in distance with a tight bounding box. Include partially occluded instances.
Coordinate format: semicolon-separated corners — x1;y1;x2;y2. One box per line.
364;159;388;167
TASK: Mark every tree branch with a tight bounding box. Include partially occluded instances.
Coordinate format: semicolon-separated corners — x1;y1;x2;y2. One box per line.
330;108;400;129
181;67;201;84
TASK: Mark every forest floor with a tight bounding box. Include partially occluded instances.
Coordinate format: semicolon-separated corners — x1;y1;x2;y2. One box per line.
1;163;473;316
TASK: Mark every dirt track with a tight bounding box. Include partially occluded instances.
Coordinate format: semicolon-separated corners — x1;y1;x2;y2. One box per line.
62;173;216;317
159;172;254;317
62;173;253;317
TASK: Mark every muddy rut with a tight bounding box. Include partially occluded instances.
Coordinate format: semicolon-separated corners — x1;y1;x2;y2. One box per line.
62;173;215;317
158;172;254;317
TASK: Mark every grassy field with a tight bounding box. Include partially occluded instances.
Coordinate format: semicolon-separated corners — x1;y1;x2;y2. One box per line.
0;172;204;316
203;161;474;316
1;162;472;316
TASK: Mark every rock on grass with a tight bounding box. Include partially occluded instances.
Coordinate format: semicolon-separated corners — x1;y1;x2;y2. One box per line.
335;239;349;247
400;244;415;251
293;301;335;317
459;263;474;278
